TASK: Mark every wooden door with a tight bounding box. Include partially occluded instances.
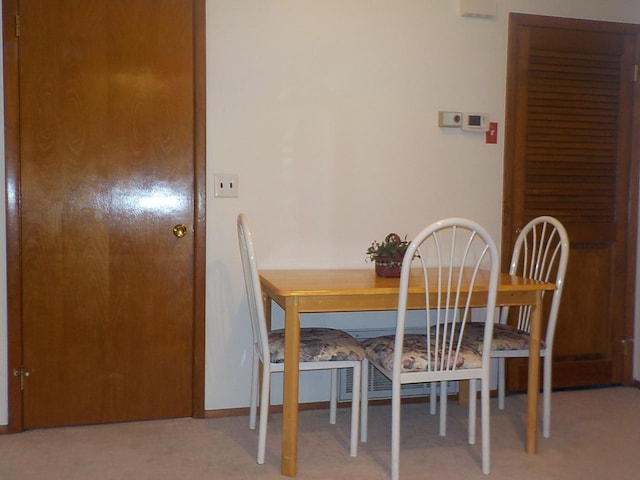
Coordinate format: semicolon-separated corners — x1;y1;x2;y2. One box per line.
502;14;639;391
3;0;206;429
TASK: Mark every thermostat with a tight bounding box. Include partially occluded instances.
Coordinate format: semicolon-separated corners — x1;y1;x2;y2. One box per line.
462;113;488;132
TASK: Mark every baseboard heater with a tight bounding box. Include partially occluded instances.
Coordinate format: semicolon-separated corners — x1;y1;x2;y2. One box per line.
338;328;458;402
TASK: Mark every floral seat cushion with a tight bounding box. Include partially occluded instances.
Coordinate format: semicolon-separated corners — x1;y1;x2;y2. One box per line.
461;323;546;353
268;328;365;363
361;334;483;372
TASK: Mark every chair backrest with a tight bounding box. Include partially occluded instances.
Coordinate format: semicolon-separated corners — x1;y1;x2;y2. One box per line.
394;218;500;376
237;214;270;365
500;216;569;346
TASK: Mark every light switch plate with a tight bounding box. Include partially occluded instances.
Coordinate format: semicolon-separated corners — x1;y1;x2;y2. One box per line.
438;111;463;128
459;0;497;18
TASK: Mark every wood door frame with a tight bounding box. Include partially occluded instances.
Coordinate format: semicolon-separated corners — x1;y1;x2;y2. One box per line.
2;0;207;432
502;13;639;386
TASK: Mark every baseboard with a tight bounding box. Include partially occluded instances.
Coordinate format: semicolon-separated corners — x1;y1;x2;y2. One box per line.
202;394;471;419
204;401;333;419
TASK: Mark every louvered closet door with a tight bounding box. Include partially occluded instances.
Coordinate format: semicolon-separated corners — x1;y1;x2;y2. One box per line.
503;15;639;390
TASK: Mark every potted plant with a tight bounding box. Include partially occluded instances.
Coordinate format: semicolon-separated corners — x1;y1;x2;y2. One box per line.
366;233;410;277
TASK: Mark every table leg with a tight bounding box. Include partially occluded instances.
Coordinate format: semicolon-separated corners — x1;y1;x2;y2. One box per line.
281;297;300;476
262;292;272;331
458;380;470;405
526;292;542;454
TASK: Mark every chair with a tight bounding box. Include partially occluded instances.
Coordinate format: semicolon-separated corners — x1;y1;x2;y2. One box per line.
360;218;500;479
465;215;569;438
236;213;364;464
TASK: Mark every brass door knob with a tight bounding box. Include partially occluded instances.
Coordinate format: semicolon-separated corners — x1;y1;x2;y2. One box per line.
173;224;188;238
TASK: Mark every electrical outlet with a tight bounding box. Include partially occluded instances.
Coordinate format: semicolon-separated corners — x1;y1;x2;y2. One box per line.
214;173;238;198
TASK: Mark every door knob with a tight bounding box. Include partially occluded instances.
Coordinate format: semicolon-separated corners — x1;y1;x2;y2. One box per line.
173;224;188;238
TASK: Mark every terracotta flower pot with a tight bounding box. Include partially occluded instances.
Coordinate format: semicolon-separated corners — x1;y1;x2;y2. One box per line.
375;256;403;277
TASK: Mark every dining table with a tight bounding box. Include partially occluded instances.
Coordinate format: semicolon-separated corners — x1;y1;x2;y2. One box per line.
259;268;556;477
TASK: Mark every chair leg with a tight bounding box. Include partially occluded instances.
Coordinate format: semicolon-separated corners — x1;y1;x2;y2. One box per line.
391;379;402;480
249;354;259;430
256;369;271;464
468;378;477;445
439;380;447;436
542;353;552;438
349;363;361;456
430;381;437;415
497;357;506;410
330;369;338;425
481;377;490;475
360;359;369;443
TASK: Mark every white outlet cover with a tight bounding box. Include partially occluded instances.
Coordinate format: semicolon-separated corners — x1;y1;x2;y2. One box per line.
214;173;238;198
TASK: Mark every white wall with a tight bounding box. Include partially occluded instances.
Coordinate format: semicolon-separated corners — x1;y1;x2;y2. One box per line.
204;0;640;410
1;1;640;424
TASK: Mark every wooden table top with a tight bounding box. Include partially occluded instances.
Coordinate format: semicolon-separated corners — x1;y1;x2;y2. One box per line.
259;268;555;297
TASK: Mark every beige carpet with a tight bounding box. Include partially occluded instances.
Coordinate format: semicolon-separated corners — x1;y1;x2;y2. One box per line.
1;386;638;479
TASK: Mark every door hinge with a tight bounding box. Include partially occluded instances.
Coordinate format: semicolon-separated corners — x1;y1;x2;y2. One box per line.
12;366;30;390
622;337;634;357
15;14;20;38
634;64;638;83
